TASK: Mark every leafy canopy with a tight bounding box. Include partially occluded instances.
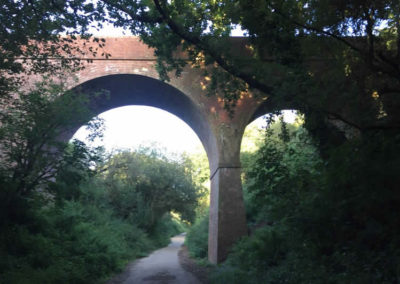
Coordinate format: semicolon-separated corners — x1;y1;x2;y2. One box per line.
100;148;202;228
0;77;105;226
98;0;400;130
0;0;107;98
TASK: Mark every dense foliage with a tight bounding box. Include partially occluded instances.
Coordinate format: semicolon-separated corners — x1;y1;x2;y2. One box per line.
95;148;201;231
0;82;201;283
0;78;105;227
185;210;209;259
209;116;400;283
0;146;189;283
186;114;400;282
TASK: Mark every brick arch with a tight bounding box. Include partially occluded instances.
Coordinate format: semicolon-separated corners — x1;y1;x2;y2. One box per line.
74;61;160;87
65;73;218;169
49;37;256;263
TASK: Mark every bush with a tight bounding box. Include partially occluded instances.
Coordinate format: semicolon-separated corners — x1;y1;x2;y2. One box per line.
185;212;209;259
212;122;400;283
0;144;201;284
0;199;154;284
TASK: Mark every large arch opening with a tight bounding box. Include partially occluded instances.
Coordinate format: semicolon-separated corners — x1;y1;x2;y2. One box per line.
241;110;298;153
55;74;214;263
72;104;211;209
62;74;217;170
240;109;301;185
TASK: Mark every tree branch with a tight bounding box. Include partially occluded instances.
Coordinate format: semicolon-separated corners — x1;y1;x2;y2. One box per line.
364;8;375;67
276;8;400;79
102;0;163;24
152;0;273;95
272;7;364;55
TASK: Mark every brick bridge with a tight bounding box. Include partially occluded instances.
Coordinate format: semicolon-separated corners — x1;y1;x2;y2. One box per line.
52;37;289;263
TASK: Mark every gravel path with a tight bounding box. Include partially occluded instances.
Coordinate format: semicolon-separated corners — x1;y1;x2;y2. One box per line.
107;233;201;284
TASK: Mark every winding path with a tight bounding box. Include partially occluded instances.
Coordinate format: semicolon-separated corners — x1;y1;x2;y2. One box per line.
107;233;201;284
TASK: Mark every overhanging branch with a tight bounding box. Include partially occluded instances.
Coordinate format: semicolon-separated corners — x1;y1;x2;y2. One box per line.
152;0;273;95
102;0;163;24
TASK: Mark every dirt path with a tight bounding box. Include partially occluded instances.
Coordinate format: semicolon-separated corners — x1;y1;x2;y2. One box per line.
107;233;201;284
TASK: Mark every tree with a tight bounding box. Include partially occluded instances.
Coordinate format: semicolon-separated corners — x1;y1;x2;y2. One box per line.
0;0;108;98
100;148;201;230
0;77;105;225
97;0;399;132
181;149;210;216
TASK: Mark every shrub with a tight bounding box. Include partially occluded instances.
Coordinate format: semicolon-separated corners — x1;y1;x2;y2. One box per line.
185;212;209;259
